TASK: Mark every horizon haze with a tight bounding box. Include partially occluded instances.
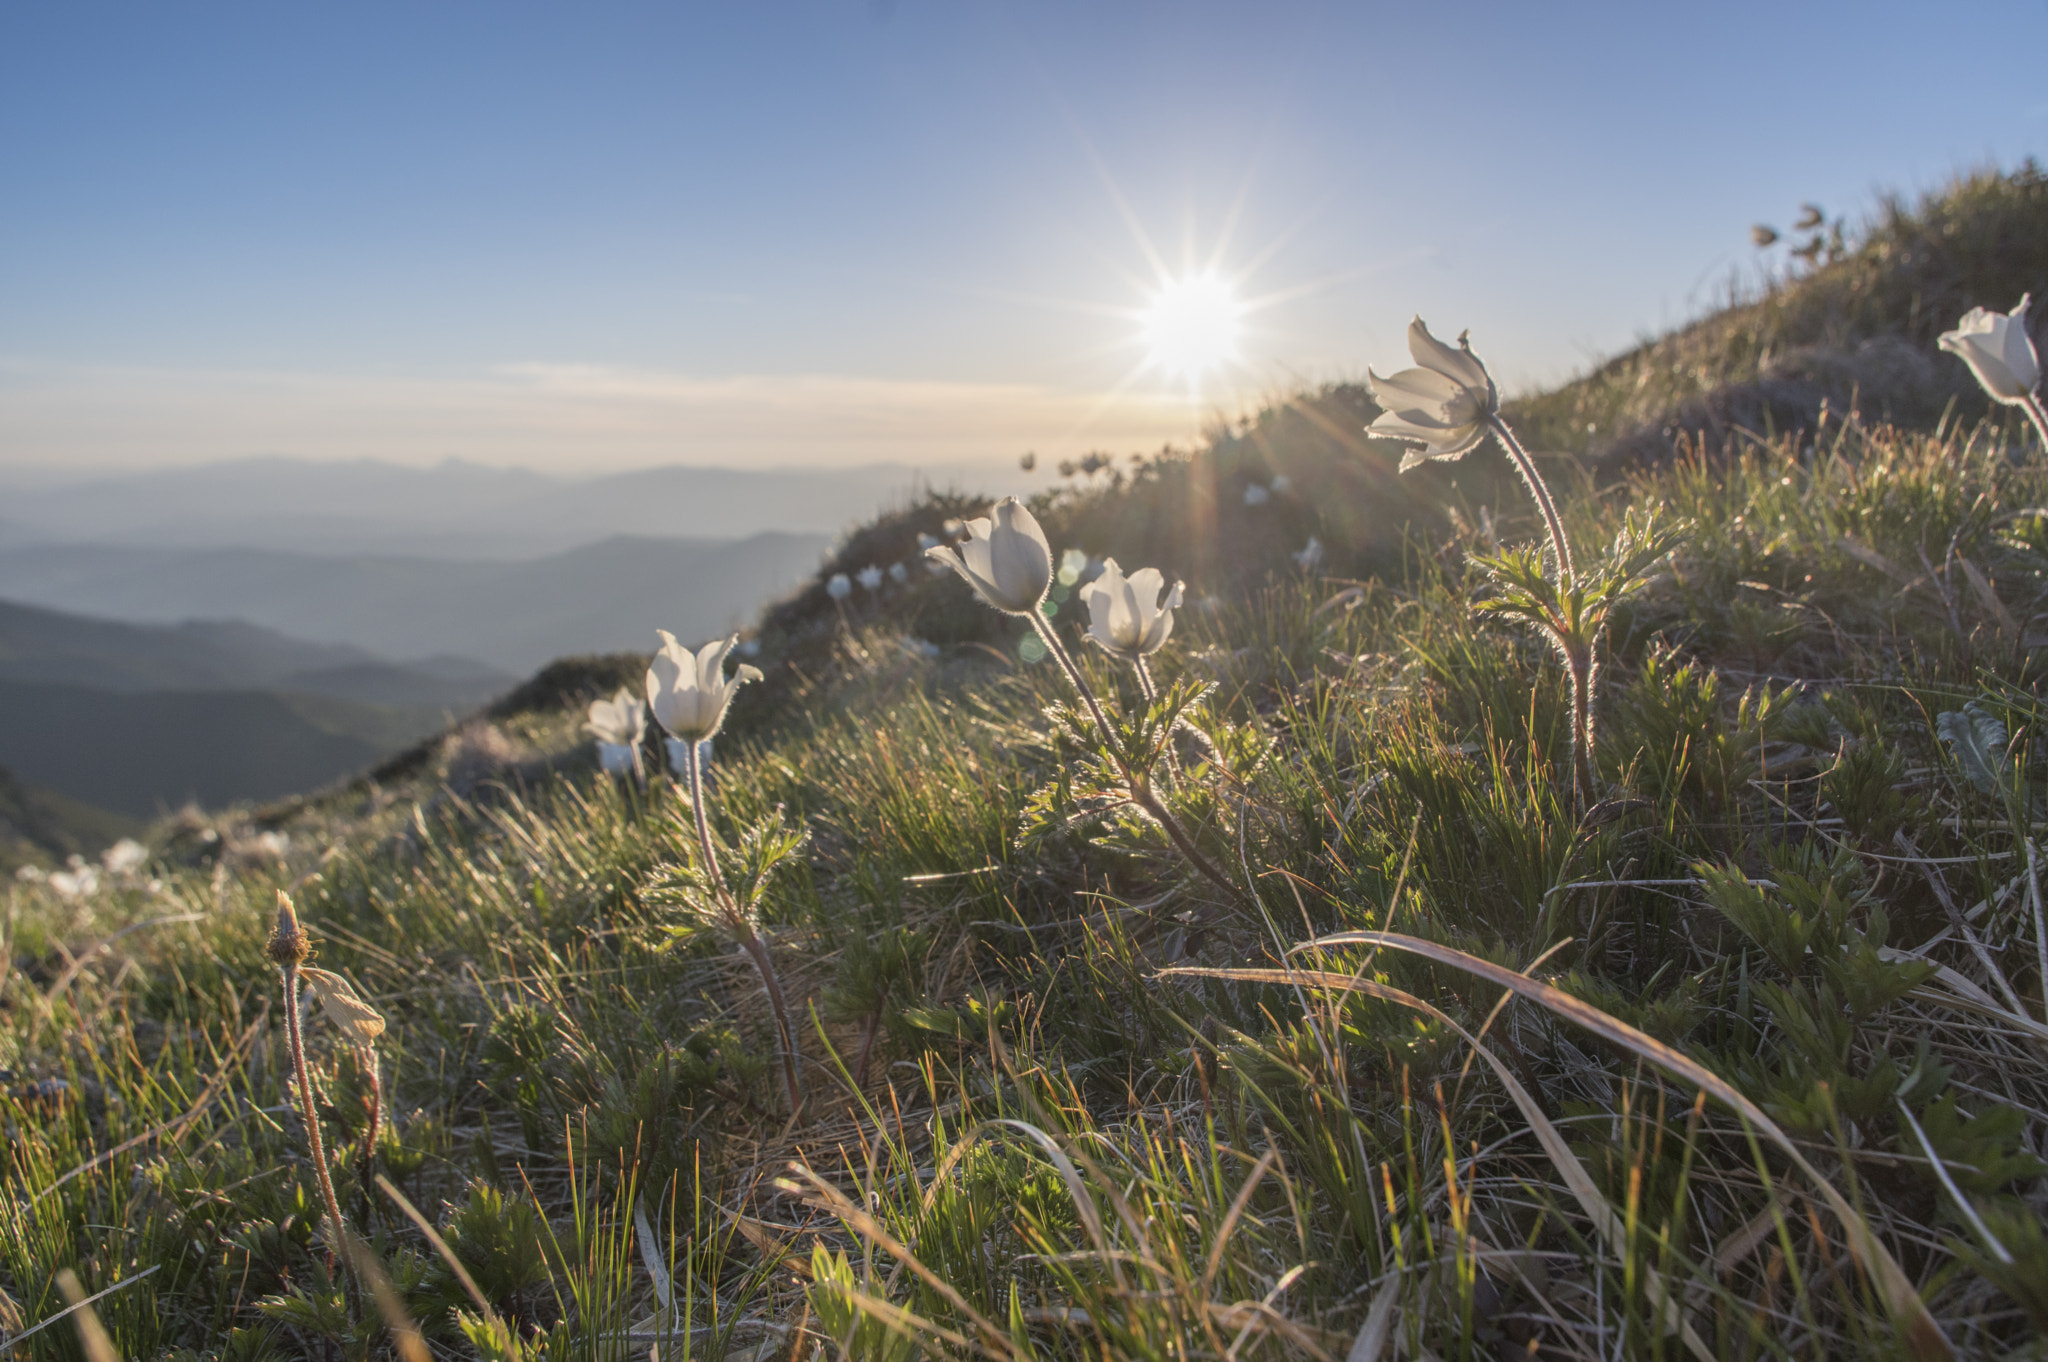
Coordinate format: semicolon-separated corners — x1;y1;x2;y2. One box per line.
5;2;2045;479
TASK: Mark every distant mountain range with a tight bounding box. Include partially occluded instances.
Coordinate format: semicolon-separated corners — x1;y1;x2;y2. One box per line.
0;599;517;820
0;455;1013;834
0;455;1038;557
0;531;833;673
0;597;508;705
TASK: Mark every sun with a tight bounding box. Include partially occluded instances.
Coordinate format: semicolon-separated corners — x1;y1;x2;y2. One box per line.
1141;273;1242;380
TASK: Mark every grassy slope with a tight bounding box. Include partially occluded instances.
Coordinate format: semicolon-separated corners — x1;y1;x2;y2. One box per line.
7;170;2048;1360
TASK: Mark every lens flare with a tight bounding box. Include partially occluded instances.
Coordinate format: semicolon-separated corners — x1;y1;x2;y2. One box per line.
1141;274;1242;379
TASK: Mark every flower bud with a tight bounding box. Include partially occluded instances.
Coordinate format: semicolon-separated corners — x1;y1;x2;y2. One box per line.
267;890;310;968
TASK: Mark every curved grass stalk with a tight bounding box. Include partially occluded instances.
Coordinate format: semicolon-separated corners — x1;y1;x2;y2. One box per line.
1284;929;1958;1361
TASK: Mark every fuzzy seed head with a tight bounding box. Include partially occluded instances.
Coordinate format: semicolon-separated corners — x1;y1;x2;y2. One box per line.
267;890;310;968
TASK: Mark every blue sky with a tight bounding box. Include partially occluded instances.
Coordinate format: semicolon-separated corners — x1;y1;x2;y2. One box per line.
2;0;2043;474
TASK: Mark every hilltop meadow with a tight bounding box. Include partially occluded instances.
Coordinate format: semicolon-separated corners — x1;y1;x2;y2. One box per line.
6;166;2048;1361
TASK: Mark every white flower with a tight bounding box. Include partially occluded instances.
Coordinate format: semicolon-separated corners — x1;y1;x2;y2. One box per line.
586;686;645;775
1294;536;1324;571
48;866;98;899
916;532;939;552
646;632;762;743
586;687;645;746
902;637;941;660
924;496;1053;615
1243;482;1270;506
1269;475;1291;494
826;572;852;600
1368;317;1500;469
250;831;290;860
1940;295;2040;404
738;637;761;658
857;565;884;591
101;838;148;875
1082;558;1184;660
889;561;908;583
14;864;45;883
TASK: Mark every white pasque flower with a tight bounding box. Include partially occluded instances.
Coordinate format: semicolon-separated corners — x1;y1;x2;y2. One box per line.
924;496;1053;615
646;632;763;743
1293;536;1324;571
101;838;148;875
1082;558;1184;660
826;572;852;600
586;686;646;775
889;561;908;583
1940;295;2040;404
857;565;884;591
1243;482;1270;506
1368;317;1500;469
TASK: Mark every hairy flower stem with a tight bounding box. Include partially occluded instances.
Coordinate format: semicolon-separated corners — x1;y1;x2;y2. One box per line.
1131;657;1184;786
1029;611;1245;907
2023;392;2048;453
1488;416;1576;588
1490;414;1601;807
683;739;804;1114
356;1047;383;1208
282;962;351;1279
1565;643;1597;810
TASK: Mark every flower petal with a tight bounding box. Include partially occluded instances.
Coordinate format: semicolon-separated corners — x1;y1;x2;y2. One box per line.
1406;316;1492;394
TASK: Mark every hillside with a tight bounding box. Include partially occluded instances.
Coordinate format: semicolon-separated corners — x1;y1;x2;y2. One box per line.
0;597;511;707
1508;163;2048;462
6;167;2048;1360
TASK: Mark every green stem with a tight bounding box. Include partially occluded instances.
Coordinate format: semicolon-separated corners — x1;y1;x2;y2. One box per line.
1030;611;1245;907
1132;656;1184;787
283;963;352;1280
1567;644;1596;812
1488;416;1576;587
685;739;805;1114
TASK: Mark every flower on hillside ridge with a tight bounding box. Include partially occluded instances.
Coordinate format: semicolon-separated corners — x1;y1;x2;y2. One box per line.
1368;317;1500;469
924;496;1053;614
1940;295;2040;404
586;686;646;775
1243;482;1270;506
826;572;852;600
1294;536;1324;571
1082;558;1183;660
857;565;884;591
646;632;763;743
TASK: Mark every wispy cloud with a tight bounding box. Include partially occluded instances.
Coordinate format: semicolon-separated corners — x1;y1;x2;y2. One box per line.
0;358;1217;473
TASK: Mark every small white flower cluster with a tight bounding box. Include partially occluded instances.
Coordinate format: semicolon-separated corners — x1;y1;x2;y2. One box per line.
15;837;159;900
829;556;921;601
1242;474;1291;507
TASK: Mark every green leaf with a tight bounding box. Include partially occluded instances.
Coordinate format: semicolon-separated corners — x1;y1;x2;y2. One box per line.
1936;703;2009;795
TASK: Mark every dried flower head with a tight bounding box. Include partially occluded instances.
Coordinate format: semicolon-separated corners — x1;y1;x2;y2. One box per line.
267;890;310;969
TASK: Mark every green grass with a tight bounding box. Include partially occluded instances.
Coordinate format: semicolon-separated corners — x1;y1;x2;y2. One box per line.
8;171;2048;1360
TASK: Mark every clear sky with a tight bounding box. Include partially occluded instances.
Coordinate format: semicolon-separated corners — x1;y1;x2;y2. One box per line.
2;0;2043;475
